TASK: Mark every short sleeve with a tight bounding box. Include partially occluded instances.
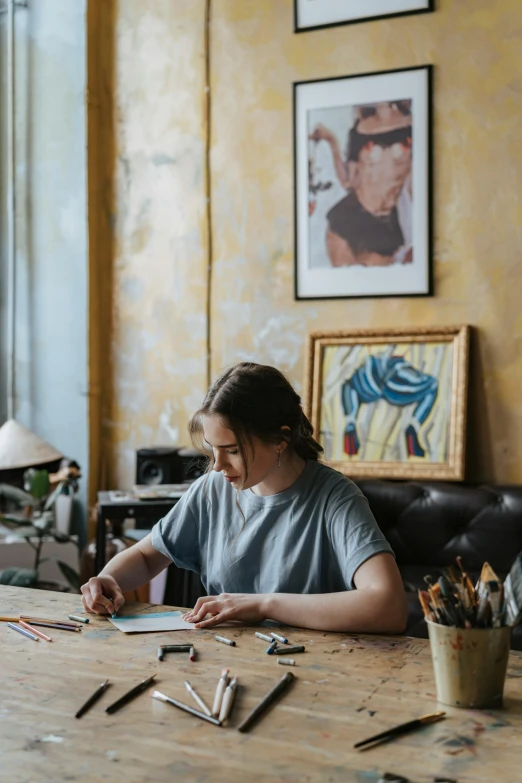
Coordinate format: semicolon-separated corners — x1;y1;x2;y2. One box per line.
327;493;395;589
150;490;201;574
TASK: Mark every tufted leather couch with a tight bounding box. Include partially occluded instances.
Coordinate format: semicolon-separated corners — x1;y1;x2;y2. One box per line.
355;479;522;650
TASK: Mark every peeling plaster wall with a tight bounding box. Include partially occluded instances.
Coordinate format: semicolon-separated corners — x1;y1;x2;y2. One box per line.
111;0;522;485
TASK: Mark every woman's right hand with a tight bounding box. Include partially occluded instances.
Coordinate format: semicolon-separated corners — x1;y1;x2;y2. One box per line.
81;574;125;615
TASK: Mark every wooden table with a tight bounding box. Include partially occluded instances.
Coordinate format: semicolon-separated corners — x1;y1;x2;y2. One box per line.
2;587;522;783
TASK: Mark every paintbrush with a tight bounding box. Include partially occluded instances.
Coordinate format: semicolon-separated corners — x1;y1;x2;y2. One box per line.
476;563;501;627
487;580;503;628
354;711;446;750
504;553;522;626
456;555;477;607
418;589;434;622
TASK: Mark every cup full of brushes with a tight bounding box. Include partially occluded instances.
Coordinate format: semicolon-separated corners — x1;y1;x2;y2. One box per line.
419;555;522;708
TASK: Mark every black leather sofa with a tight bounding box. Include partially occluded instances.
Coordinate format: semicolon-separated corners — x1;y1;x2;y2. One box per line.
356;479;522;650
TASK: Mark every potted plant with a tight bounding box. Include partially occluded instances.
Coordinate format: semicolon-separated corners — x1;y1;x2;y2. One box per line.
0;463;81;591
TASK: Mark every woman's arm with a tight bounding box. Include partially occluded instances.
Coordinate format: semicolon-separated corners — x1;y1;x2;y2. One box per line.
309;124;350;189
81;534;171;614
184;553;407;634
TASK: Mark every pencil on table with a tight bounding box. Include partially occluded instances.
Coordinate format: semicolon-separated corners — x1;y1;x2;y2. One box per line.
7;622;39;641
19;620;52;642
20;614;81;631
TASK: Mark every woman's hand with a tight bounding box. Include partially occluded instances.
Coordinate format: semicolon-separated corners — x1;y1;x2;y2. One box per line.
309;123;335;145
81;575;125;615
183;593;268;628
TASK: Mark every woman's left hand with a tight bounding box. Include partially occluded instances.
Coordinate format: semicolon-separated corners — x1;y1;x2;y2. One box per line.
182;593;268;628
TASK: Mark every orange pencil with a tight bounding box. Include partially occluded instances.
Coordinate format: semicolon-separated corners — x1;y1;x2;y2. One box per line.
19;620;53;642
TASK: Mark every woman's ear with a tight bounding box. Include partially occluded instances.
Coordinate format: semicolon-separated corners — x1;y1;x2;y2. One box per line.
280;426;291;449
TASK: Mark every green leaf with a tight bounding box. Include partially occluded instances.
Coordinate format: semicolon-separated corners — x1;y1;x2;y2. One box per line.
56;560;80;592
0;514;34;526
25;469;50;500
0;567;38;587
43;481;66;512
0;483;36;506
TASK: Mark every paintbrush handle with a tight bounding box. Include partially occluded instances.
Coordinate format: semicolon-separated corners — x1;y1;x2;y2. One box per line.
105;674;156;714
354;711;446;749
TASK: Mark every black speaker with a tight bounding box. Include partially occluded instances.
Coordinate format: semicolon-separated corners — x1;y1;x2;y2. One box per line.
136;447;183;485
178;447;207;482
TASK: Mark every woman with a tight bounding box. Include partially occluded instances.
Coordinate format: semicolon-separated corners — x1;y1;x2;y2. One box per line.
310;101;413;267
81;363;407;633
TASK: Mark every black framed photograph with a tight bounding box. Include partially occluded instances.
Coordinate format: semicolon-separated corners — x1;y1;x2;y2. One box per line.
294;0;434;32
294;65;432;300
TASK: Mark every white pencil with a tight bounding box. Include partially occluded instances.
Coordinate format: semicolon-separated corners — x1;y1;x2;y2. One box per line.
184;681;212;717
211;668;229;717
218;677;237;723
7;622;39;641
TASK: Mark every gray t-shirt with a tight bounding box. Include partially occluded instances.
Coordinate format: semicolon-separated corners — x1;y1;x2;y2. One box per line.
151;459;393;596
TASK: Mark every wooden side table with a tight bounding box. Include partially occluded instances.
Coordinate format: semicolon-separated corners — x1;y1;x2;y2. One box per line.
95;491;181;574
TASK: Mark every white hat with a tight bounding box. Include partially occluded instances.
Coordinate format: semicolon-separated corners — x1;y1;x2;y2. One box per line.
0;418;62;470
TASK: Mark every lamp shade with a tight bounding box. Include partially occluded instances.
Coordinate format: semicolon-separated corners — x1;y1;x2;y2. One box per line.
0;418;62;470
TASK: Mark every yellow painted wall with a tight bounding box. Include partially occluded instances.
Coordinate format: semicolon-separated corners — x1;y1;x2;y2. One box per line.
106;0;522;489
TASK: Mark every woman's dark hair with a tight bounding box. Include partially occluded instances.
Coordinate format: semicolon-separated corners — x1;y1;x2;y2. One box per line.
189;362;323;481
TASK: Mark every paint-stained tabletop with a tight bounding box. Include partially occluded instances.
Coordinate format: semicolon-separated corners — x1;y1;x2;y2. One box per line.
2;586;522;783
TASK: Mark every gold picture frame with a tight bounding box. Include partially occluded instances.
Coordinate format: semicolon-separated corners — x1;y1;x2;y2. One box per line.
305;325;470;481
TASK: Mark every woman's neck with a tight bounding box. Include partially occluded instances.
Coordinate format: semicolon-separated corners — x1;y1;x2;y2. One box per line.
249;453;307;497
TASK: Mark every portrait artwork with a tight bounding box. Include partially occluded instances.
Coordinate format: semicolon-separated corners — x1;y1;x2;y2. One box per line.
294;66;432;299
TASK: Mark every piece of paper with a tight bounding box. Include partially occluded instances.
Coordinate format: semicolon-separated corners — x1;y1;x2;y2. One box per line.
108;611;195;634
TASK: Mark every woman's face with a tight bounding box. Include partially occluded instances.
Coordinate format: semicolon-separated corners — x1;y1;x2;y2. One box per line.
201;414;280;490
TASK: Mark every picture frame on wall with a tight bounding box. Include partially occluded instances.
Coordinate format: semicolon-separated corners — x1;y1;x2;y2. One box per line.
294;0;434;32
294;65;432;300
305;325;470;481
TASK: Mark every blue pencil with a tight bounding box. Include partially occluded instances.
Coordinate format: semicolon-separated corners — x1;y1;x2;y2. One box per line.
7;622;39;641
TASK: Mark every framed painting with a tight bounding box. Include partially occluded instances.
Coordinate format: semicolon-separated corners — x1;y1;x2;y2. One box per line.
294;65;432;299
294;0;434;32
305;325;470;480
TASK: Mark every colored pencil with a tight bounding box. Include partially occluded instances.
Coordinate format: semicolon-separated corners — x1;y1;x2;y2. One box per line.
7;622;39;641
19;620;52;642
21;615;79;628
25;621;81;632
